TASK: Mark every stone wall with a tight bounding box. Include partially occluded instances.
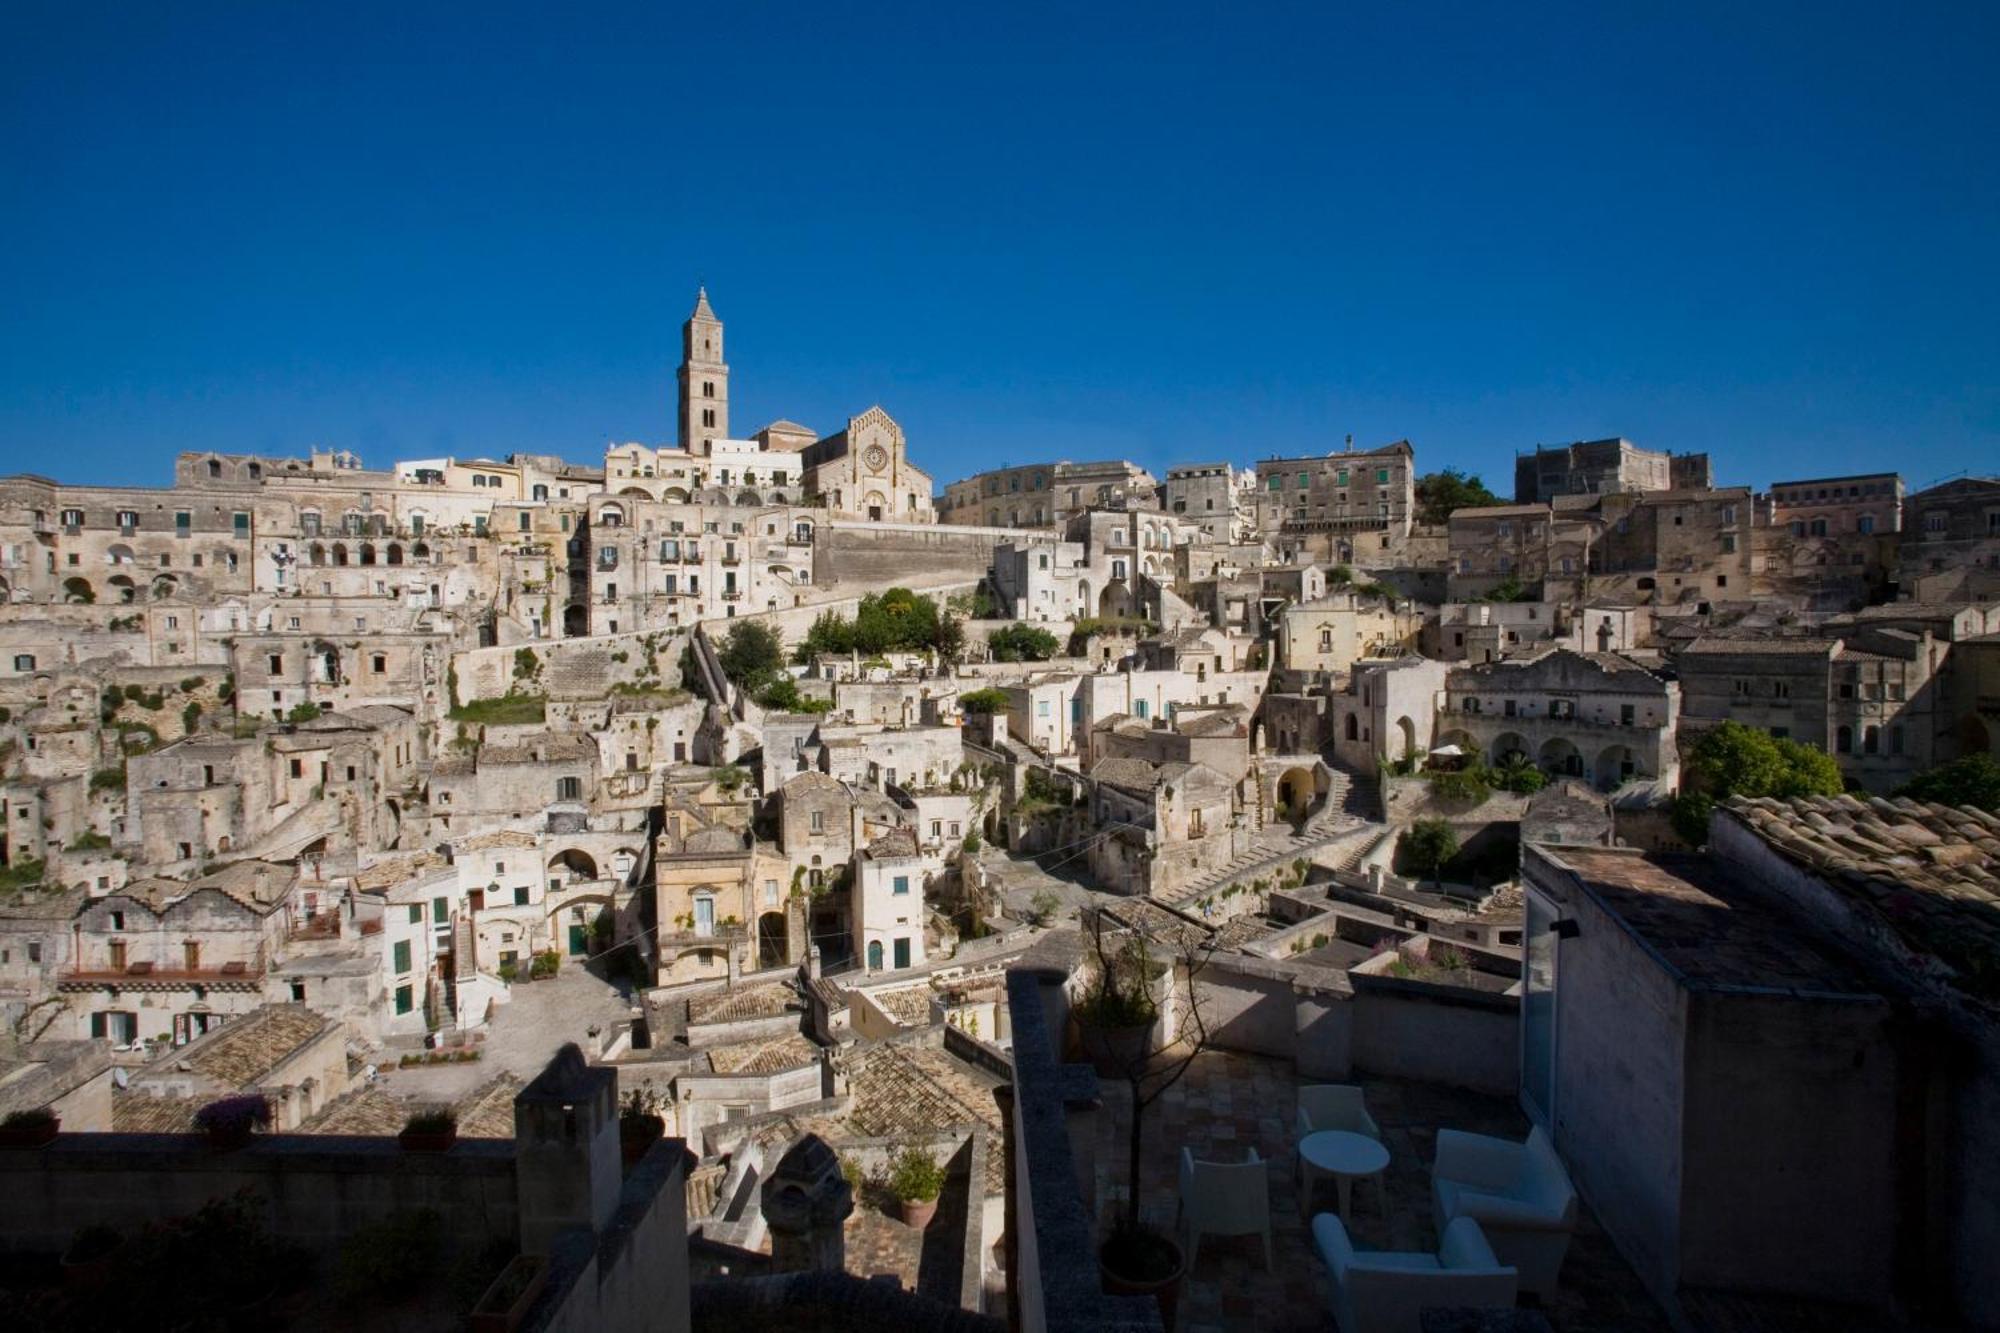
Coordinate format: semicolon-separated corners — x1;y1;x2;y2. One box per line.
0;1134;518;1256
815;521;1017;592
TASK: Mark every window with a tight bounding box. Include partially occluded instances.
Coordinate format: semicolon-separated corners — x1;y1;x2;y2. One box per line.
1858;514;1875;535
1925;512;1945;534
432;896;448;923
60;508;83;528
867;941;884;970
1720;534;1736;554
1836;725;1853;754
810;810;824;833
1037;699;1051;717
1864;726;1880;755
894;938;911;969
1267;474;1283;491
1620;704;1636;725
393;940;412;973
893;875;910;896
175;511;191;534
514;886;530;906
1376;469;1389;484
1297;471;1309;490
372;654;386;673
395;985;413;1015
556;776;582;801
233;512;250;536
12;654;32;672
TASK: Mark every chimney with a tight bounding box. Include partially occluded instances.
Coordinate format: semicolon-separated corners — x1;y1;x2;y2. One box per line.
762;1134;854;1274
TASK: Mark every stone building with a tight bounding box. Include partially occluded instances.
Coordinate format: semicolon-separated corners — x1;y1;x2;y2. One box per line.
1512;437;1711;502
935;459;1158;528
1163;462;1247;542
1275;592;1425;676
1434;648;1680;791
1900;475;2000;602
1085;757;1239;898
1252;439;1416;553
800;408;935;525
1675;630;1949;792
58;861;299;1046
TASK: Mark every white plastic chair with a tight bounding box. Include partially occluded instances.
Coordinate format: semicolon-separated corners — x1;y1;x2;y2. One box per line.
1297;1084;1384;1216
1176;1146;1273;1272
1313;1212;1518;1333
1431;1125;1578;1296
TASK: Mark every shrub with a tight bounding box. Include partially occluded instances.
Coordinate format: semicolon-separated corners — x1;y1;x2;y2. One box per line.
514;647;540;680
193;1094;271;1136
888;1146;945;1203
957;687;1010;716
181;701;203;734
1026;889;1061;927
987;622;1060;663
1401;818;1460;888
529;949;560;980
1428;768;1492;804
403;1108;457;1135
90;766;126;793
286;701;323;724
66;831;112;853
4;1107;59;1131
718;620;786;692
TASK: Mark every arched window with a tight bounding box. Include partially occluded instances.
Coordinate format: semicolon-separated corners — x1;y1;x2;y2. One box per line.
472;474;487;488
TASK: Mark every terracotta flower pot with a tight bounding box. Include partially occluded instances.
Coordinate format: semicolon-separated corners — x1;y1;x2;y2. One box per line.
899;1196;939;1229
1100;1229;1185;1331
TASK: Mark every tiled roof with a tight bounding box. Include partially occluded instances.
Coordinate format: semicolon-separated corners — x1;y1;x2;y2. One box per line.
705;1034;821;1075
867;985;937;1026
843;1044;1006;1193
1681;636;1838;656
299;1072;523;1138
184;1004;331;1087
112;1092;198;1133
1725;795;2000;1001
688;979;800;1027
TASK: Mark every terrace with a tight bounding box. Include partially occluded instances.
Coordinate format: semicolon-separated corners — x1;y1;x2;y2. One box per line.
1004;959;1669;1333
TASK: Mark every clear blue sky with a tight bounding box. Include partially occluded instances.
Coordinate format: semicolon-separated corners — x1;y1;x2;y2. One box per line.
3;2;1995;494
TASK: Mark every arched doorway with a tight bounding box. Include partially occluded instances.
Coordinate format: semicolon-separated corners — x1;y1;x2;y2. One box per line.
757;911;787;969
1393;716;1418;762
1278;767;1316;823
1595;744;1638;790
1539;737;1583;777
1490;732;1530;766
1958;713;1994;759
548;849;598;884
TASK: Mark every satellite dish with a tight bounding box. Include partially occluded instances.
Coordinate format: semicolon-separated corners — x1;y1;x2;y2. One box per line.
112;1067;129;1089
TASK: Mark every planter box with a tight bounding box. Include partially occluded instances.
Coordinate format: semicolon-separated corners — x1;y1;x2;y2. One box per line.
471;1255;547;1333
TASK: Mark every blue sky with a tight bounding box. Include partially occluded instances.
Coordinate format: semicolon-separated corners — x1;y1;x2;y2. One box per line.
2;2;1995;494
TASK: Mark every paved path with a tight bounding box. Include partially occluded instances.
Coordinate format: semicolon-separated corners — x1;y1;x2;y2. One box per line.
376;964;639;1100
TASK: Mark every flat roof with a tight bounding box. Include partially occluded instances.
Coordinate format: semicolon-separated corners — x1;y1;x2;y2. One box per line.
1542;846;1872;996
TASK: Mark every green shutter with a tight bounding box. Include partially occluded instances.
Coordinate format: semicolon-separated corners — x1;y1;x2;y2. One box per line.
393;940;411;974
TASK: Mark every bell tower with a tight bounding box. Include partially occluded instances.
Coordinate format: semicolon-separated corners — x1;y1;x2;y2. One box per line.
677;287;728;455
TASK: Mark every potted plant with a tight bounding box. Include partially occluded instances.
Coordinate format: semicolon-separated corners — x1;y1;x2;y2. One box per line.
0;1106;60;1148
1083;913;1218;1331
619;1090;665;1168
61;1224;123;1288
399;1107;458;1152
888;1145;945;1229
193;1093;271;1150
471;1254;548;1333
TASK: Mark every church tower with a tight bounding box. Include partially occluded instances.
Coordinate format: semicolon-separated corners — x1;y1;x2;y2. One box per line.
677;287;728;455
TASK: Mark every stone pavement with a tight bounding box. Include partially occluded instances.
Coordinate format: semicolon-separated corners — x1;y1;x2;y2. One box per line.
1093;1050;1671;1333
376;962;639;1101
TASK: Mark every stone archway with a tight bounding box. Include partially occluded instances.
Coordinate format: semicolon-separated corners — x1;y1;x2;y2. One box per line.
1595;743;1638;791
1490;732;1530;765
1278;767;1317;824
1540;737;1583;777
1958;713;1995;759
757;911;788;969
1394;715;1418;762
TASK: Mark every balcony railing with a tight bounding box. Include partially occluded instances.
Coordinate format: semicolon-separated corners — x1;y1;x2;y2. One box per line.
720;589;742;602
60;957;264;989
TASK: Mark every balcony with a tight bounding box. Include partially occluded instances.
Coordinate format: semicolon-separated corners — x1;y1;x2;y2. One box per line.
60;956;264;991
720;589;742;602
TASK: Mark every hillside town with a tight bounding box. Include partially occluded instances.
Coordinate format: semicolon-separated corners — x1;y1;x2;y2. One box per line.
4;291;1999;1333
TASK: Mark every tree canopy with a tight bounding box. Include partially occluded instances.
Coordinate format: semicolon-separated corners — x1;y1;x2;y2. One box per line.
1414;468;1501;526
986;622;1060;663
957;687;1011;716
717;620;785;693
795;586;954;661
1402;818;1460;888
1672;721;1845;845
1896;754;2000;812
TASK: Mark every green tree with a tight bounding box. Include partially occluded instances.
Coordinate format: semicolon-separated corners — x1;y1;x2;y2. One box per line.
853;586;941;653
756;677;833;715
1490;753;1546;795
1672;721;1845;845
795;608;856;662
1896;754;2000;812
1026;889;1062;927
1414;468;1501;525
958;687;1010;715
718;620;785;692
1402;818;1459;889
934;612;968;666
987;622;1060;663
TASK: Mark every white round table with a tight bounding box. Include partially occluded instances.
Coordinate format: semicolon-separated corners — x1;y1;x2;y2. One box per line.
1298;1129;1389;1221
